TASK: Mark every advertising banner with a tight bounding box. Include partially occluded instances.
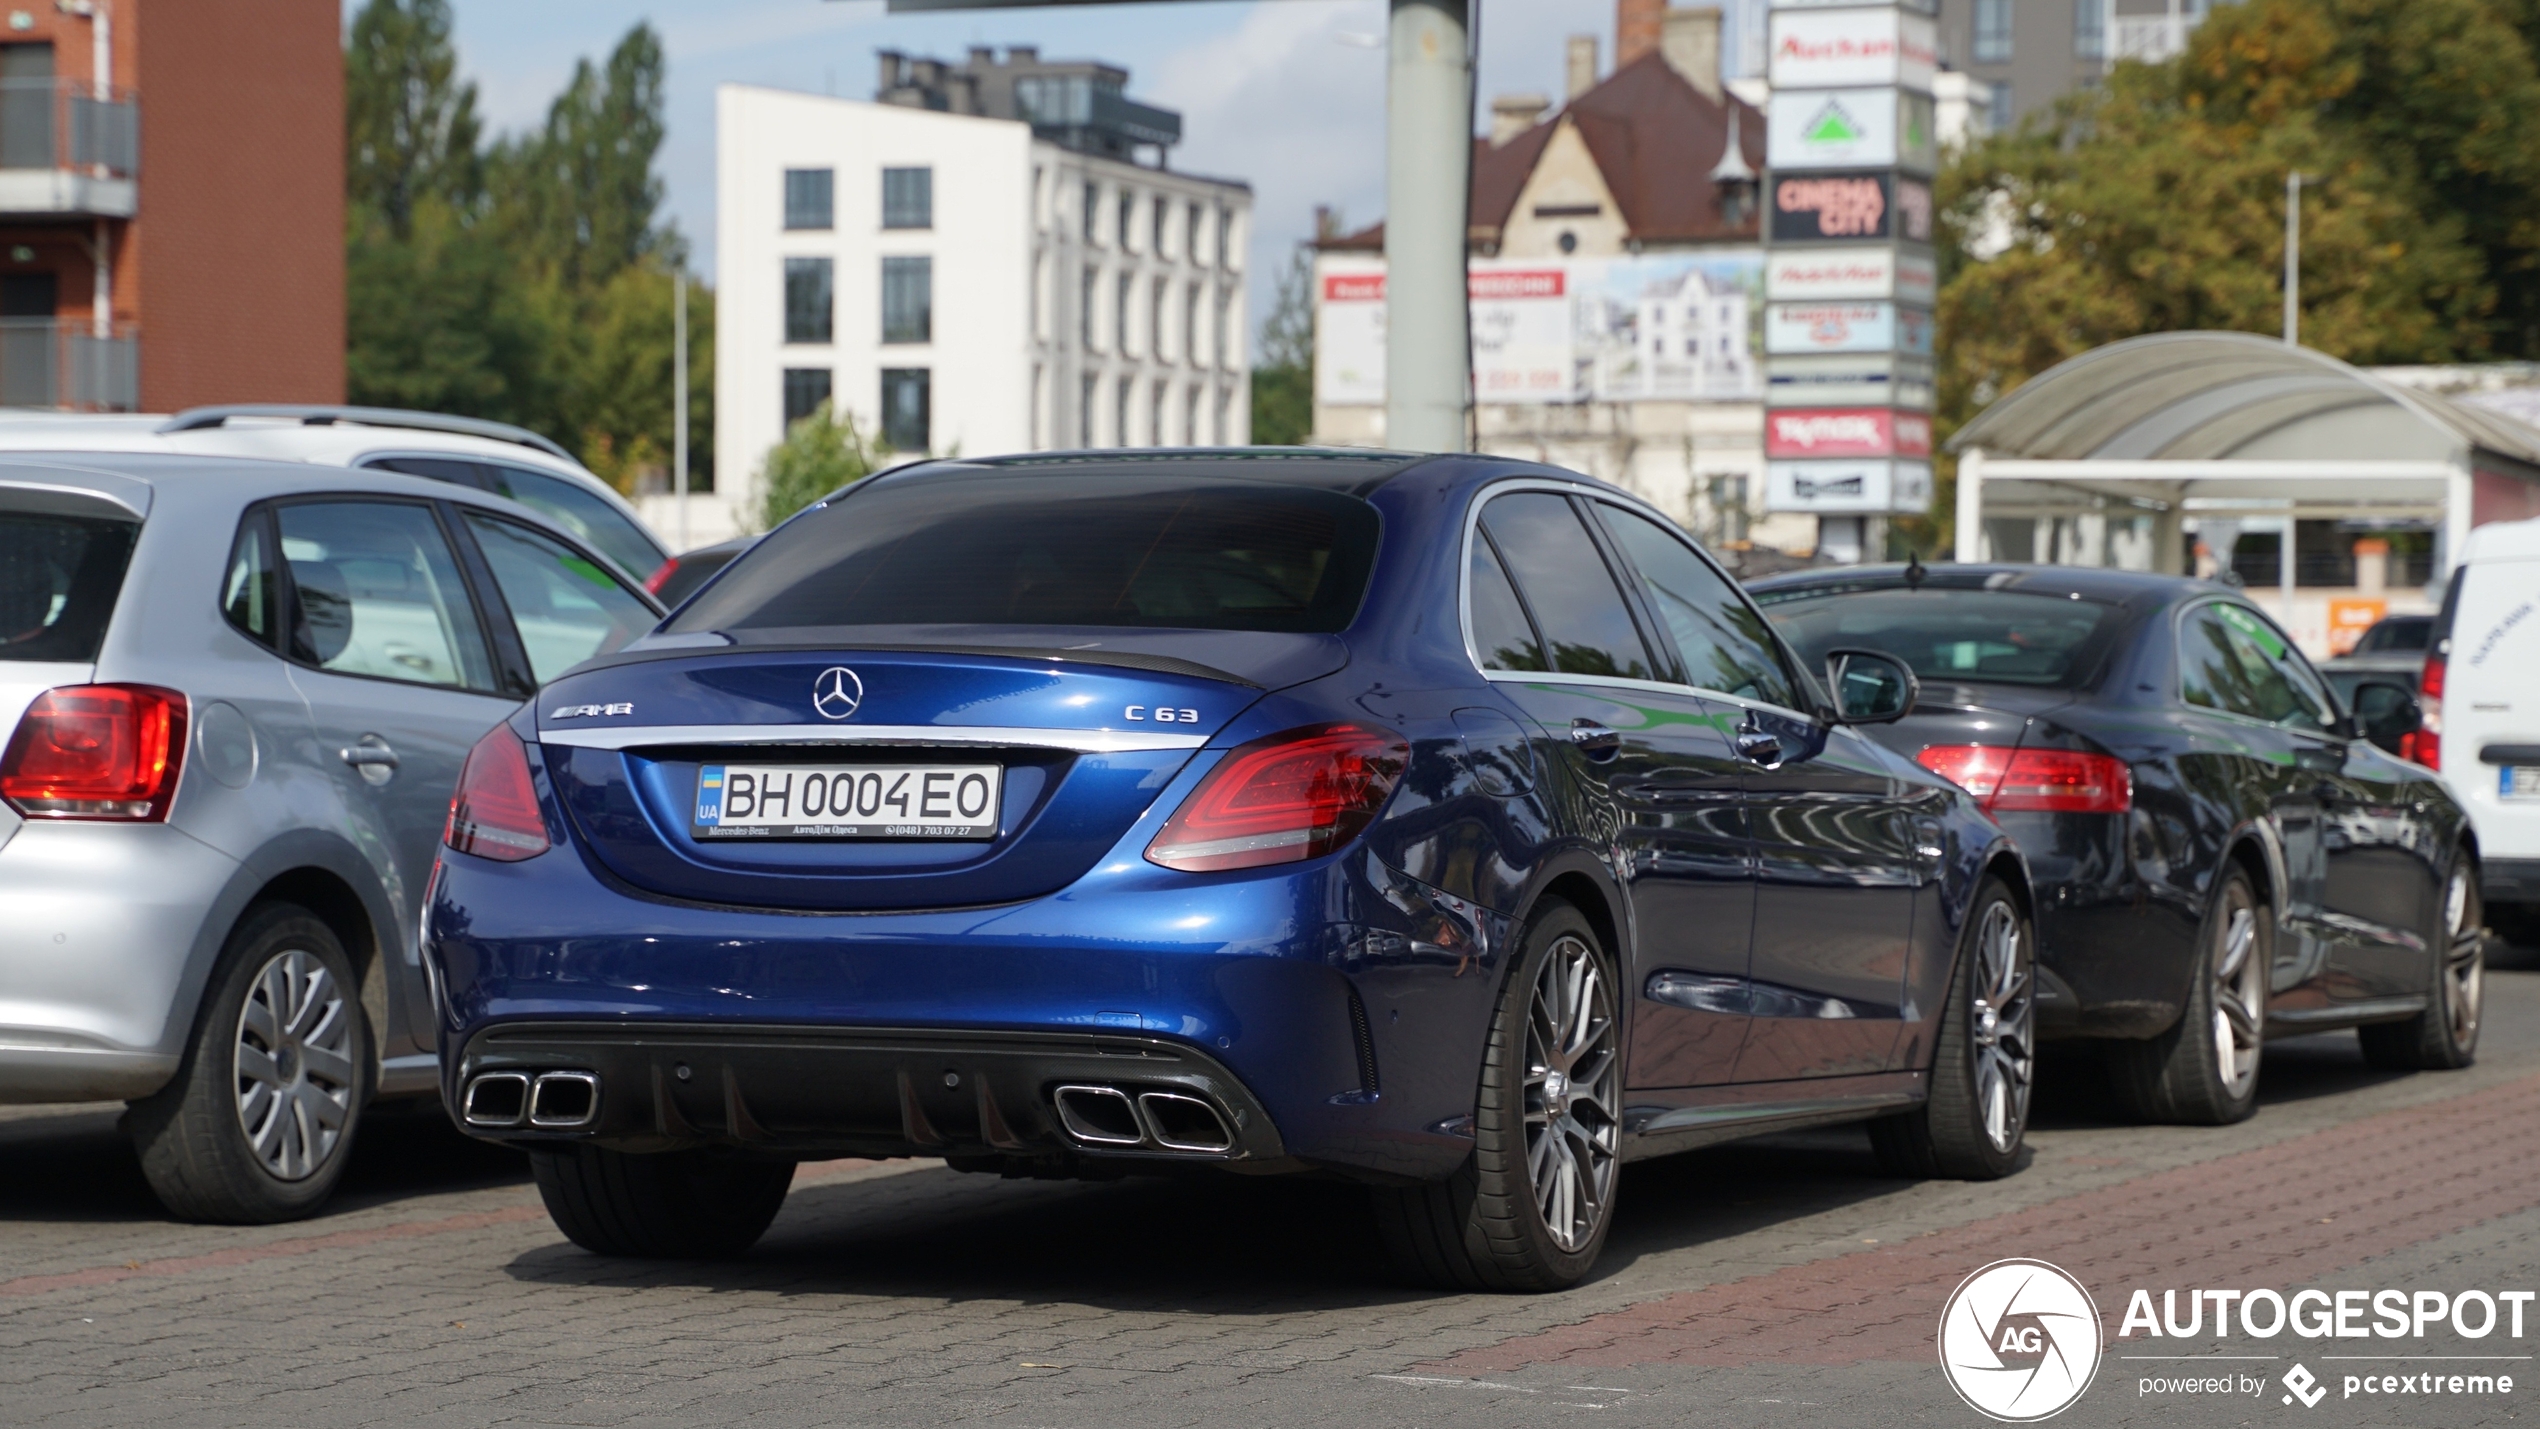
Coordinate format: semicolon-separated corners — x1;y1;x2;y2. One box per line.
1766;301;1933;357
1768;7;1938;90
1765;406;1933;458
1765;352;1937;409
1771;0;1934;12
1766;458;1934;514
1314;253;1766;406
1765;245;1936;304
1769;171;1935;245
1767;88;1937;173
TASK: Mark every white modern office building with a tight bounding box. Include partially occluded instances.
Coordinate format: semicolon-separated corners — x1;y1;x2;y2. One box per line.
709;51;1252;543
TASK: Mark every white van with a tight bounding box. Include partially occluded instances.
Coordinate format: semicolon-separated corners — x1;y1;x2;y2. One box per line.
2427;516;2540;927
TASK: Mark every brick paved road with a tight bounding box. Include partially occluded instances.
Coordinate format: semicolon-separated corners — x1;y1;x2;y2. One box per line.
7;948;2540;1428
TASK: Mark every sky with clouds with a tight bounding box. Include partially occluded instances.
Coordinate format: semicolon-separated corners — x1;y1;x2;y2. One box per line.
431;0;1626;345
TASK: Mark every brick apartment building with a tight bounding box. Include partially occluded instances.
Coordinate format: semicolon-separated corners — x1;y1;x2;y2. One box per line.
0;0;341;412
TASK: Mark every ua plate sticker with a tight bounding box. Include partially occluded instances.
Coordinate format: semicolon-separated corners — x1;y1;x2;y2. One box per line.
693;763;1001;839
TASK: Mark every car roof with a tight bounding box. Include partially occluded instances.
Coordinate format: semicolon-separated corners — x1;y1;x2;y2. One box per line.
1746;562;2231;605
0;449;613;537
0;410;615;490
887;447;1441;497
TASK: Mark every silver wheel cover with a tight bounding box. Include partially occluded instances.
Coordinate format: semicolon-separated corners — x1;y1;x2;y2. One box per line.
1524;933;1620;1253
1968;901;2034;1153
233;948;356;1182
2211;901;2265;1098
2443;866;2483;1047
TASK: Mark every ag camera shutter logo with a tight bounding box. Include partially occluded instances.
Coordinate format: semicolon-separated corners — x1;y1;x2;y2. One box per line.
1940;1259;2103;1421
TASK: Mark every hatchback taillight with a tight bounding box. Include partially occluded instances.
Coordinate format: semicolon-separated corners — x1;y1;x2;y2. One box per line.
1146;723;1409;872
1917;744;2132;814
443;723;550;861
643;557;679;595
2403;653;2445;770
0;684;187;820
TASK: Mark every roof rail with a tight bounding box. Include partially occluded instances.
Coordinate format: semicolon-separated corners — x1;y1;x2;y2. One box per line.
158;405;575;464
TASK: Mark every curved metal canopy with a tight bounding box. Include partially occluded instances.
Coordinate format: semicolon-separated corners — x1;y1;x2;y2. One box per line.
1949;331;2540;467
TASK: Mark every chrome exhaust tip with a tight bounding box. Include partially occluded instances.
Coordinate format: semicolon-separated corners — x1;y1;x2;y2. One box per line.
1136;1091;1235;1152
528;1070;601;1129
461;1070;531;1128
1052;1084;1144;1145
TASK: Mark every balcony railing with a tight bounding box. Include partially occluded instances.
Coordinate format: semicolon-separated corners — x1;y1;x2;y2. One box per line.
0;79;137;177
0;319;138;411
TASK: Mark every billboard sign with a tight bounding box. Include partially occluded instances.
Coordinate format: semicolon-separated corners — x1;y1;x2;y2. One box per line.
1766;301;1934;356
1769;8;1938;90
1765;406;1933;458
1767;88;1937;173
1766;458;1935;514
1766;245;1937;304
1769;171;1935;244
1765;353;1937;410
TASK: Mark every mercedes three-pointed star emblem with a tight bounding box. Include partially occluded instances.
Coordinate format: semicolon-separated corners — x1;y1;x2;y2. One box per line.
811;666;863;720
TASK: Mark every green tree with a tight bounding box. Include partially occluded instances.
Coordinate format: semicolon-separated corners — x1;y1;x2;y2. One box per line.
345;0;482;237
490;24;674;288
757;401;890;531
1250;245;1314;445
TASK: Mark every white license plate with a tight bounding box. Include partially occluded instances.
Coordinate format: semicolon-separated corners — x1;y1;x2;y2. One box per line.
693;763;1002;839
2502;766;2540;801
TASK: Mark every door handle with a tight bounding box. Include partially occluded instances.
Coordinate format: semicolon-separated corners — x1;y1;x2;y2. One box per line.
1568;720;1622;761
341;735;399;786
1733;729;1784;769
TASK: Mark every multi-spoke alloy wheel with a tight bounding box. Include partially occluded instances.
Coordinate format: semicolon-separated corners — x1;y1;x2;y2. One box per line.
2362;851;2484;1072
2209;902;2264;1102
1967;901;2034;1155
1523;933;1620;1253
234;948;358;1182
2108;868;2267;1125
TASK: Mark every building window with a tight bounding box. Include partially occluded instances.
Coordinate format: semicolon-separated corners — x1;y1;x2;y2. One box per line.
2073;0;2106;59
784;169;833;230
1083;181;1100;243
881;368;930;453
1151;379;1168;446
1151;277;1170;362
1973;0;2012;62
1080;374;1099;444
1031;364;1044;447
1183;385;1201;446
1215;385;1230;443
1216;209;1232;269
783;257;833;344
1116;376;1131;448
1118;190;1137;253
782;368;832;429
1081;266;1099;350
1152;196;1169;256
1213;287;1229;367
1186;285;1202;368
1988;83;2015;135
1187;202;1204;263
1116;272;1134;357
882;255;932;344
882;166;933;229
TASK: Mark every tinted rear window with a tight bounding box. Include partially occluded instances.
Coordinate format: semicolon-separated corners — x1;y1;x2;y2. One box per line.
1754;586;2127;689
670;472;1382;634
0;502;138;662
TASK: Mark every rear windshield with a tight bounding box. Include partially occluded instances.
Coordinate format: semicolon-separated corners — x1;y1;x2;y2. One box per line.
1;502;138;662
1754;586;2128;689
669;472;1382;635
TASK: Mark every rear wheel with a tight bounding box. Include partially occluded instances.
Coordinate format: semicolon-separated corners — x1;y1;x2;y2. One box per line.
2359;852;2482;1071
529;1144;796;1258
2108;868;2266;1125
1870;876;2031;1179
126;903;369;1223
1372;900;1621;1292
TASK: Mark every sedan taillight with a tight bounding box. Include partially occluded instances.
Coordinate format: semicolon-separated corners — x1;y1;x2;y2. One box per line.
1146;723;1408;872
1917;744;2132;814
443;723;550;861
0;684;188;820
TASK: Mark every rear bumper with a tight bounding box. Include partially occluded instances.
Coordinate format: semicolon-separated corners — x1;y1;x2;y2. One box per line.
2482;857;2540;906
1998;810;2203;1040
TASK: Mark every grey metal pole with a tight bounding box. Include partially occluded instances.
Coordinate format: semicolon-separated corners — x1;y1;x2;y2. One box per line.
674;268;689;551
2283;171;2300;346
1384;0;1472;453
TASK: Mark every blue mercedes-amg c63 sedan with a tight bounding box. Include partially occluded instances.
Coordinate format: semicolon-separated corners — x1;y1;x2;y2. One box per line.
426;450;2033;1290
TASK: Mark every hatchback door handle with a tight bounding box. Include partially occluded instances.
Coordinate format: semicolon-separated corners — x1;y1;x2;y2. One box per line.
1733;729;1784;768
341;736;399;785
1569;720;1622;761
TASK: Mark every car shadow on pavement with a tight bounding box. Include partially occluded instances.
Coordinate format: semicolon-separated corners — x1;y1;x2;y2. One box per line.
0;1097;527;1226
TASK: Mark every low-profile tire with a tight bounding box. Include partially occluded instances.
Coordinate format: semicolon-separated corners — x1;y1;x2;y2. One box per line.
529;1144;796;1258
2359;851;2483;1071
1870;875;2032;1180
2107;867;2267;1125
1372;899;1622;1293
124;903;370;1224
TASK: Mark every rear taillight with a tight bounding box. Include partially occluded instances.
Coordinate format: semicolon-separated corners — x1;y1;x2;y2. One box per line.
1146;723;1409;872
2403;652;2445;769
643;558;678;595
443;723;550;861
1916;744;2132;814
0;684;187;820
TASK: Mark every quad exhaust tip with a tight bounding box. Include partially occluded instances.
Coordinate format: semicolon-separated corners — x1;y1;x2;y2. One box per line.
1052;1083;1234;1154
461;1069;600;1129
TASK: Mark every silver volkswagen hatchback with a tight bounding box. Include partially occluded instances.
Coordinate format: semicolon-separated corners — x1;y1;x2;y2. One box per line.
0;452;663;1221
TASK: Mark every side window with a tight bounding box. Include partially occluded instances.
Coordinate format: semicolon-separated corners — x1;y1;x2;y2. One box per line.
462;512;659;685
1596;503;1797;708
478;466;666;585
275;502;495;692
2180;604;2334;730
1478;492;1654;681
1468;532;1547;672
222;515;278;647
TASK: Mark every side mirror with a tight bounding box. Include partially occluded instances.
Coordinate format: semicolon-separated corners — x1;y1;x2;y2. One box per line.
2349;679;2422;756
1823;648;1919;724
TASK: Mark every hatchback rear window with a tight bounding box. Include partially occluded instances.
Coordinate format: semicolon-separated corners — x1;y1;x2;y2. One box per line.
670;472;1382;635
0;499;138;662
1754;586;2127;688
